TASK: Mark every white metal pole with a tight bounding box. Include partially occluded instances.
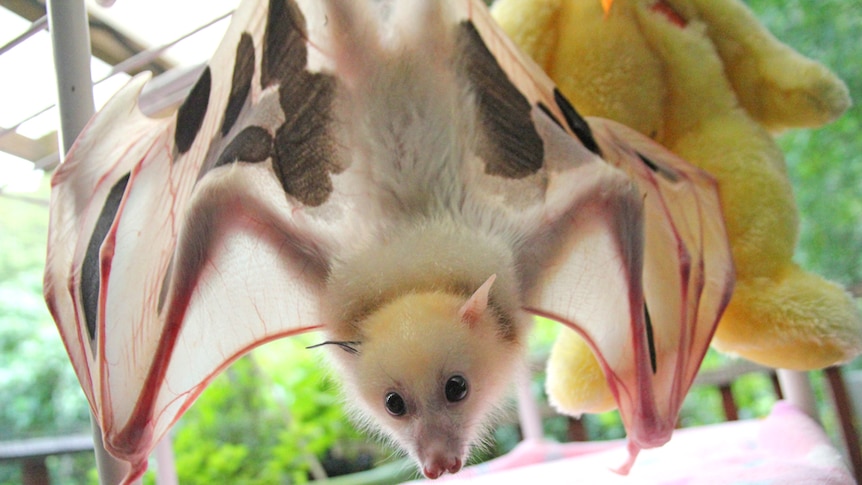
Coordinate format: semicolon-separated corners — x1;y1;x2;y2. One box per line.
46;0;94;154
89;418;132;485
46;1;133;483
777;369;819;422
154;438;179;485
516;371;544;442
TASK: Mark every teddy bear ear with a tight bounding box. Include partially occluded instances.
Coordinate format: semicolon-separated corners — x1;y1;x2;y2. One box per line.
687;0;850;131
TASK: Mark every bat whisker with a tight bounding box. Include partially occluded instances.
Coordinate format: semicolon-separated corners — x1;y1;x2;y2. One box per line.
306;340;361;354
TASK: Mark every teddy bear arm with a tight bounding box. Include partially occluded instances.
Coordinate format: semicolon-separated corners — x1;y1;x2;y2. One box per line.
683;0;851;131
669;116;799;280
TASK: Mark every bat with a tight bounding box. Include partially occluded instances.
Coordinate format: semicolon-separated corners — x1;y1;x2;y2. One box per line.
43;0;733;481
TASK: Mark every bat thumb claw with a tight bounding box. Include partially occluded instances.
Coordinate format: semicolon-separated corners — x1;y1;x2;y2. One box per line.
610;440;640;475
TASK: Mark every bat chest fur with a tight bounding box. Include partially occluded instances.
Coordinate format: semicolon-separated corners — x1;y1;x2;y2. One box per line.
339;81;474;216
323;217;524;343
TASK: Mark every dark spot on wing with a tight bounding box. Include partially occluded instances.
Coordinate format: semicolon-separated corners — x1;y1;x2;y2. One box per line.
221;33;256;136
638;153;680;183
455;21;543;179
639;153;660;172
261;0;308;89
215;125;274;167
273;72;338;207
553;88;601;156
644;302;657;374
81;173;130;342
175;67;212;155
257;0;340;206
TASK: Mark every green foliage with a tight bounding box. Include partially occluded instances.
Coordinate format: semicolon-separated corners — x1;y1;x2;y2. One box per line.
0;281;89;439
0;182;94;485
0;181;89;439
146;337;390;485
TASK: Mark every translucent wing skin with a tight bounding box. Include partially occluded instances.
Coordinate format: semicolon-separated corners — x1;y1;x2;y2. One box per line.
587;118;734;468
452;0;733;468
44;1;336;479
43;0;732;481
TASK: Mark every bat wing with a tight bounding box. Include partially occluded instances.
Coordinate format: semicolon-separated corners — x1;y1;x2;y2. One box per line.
453;0;734;468
585;118;734;467
43;0;733;480
43;0;351;479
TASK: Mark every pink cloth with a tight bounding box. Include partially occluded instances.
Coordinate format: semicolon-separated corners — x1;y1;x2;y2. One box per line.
411;401;853;484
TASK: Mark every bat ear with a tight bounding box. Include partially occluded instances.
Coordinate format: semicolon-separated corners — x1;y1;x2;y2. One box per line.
459;274;496;327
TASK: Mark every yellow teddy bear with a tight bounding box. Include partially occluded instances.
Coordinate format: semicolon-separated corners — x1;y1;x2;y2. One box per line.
491;0;862;414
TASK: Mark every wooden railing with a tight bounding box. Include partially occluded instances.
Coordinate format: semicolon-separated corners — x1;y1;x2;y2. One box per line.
0;434;93;485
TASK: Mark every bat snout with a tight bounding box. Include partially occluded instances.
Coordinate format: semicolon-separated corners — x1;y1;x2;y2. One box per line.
414;422;467;478
422;455;462;479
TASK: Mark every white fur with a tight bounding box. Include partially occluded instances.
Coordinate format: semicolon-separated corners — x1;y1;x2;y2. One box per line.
313;0;533;478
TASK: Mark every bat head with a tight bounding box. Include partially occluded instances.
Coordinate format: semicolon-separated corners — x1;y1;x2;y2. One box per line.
332;275;525;479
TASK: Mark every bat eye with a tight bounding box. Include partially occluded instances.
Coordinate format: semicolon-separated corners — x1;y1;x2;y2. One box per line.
385;392;407;417
445;375;468;403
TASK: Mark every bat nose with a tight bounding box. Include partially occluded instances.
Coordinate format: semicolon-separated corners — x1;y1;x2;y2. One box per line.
423;456;462;479
423;466;443;480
